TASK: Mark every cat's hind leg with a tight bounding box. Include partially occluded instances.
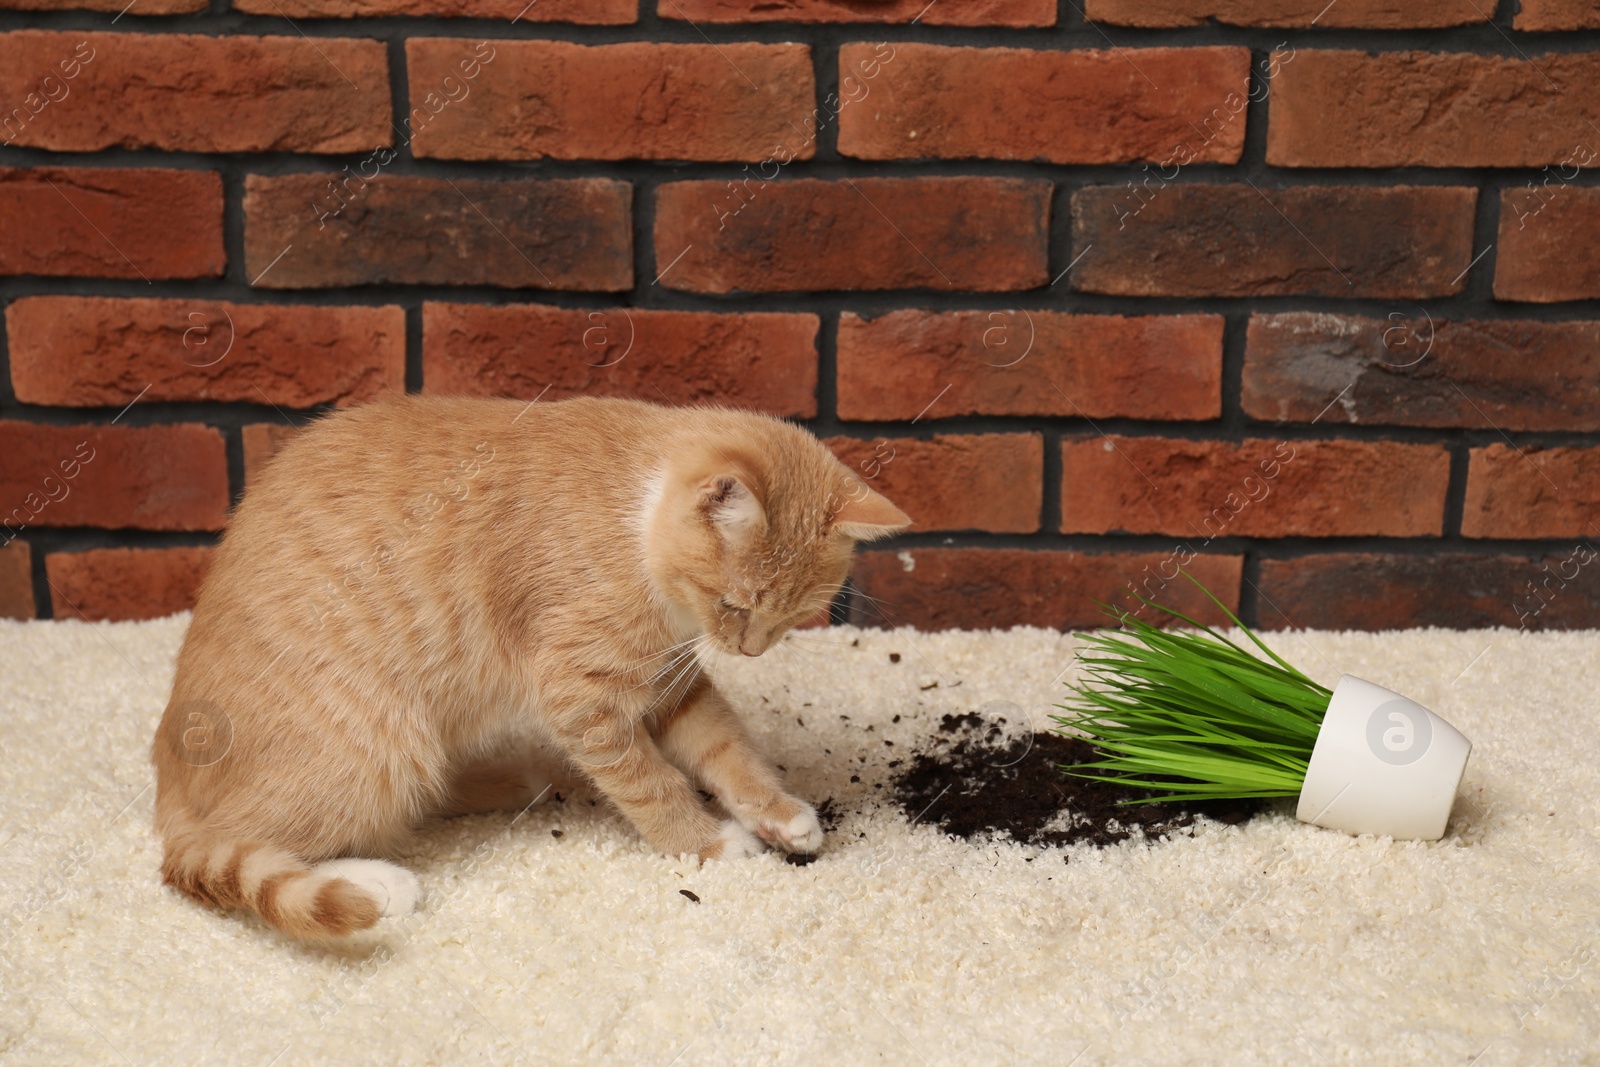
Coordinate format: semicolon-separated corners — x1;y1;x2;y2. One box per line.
437;748;581;817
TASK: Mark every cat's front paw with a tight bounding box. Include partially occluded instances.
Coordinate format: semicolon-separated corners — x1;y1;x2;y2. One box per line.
700;819;764;862
756;802;824;855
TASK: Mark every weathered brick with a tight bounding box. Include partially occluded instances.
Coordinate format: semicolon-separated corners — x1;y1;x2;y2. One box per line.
1243;313;1600;431
1087;0;1481;24
0;423;228;533
1258;552;1600;632
46;547;213;622
1269;50;1600;168
8;297;405;408
824;434;1042;534
836;310;1221;422
0;539;33;620
1060;437;1449;538
0;167;223;280
655;178;1049;293
408;40;814;162
235;0;633;19
244;175;632;291
1462;445;1600;539
422;303;818;416
1514;1;1600;30
848;548;1243;631
1495;186;1600;303
0;32;389;154
660;0;1053;25
0;0;202;12
837;44;1249;164
1073;184;1476;298
242;424;300;491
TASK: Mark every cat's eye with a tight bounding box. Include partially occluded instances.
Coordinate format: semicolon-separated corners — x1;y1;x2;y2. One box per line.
719;597;748;615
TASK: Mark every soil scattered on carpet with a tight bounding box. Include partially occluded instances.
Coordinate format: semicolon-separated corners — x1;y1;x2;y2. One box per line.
889;713;1263;850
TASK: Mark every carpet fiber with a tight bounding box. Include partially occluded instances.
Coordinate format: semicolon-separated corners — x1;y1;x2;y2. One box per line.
2;616;1597;1065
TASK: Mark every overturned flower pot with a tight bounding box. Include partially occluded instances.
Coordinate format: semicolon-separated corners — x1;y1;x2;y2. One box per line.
1055;577;1473;843
1296;675;1472;841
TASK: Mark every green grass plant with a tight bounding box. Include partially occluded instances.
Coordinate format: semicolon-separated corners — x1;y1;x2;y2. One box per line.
1053;575;1333;804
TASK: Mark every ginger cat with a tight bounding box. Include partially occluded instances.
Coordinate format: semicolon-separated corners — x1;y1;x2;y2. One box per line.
152;396;910;939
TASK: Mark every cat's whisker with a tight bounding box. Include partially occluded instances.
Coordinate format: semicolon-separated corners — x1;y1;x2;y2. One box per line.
627;638;707;693
646;637;710;713
618;634;704;673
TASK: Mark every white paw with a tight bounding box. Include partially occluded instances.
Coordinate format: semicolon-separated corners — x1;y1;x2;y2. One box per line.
766;805;824;854
707;819;764;861
315;858;421;917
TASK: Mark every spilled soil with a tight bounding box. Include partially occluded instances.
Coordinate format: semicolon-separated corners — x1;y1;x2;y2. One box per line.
887;713;1264;851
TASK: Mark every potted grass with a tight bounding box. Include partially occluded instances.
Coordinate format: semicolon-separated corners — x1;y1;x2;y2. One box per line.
1053;577;1472;842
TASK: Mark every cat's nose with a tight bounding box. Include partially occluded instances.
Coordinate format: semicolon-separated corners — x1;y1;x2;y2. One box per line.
739;633;763;656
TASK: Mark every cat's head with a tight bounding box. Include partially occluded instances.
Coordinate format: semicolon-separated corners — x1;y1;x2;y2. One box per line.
644;423;911;657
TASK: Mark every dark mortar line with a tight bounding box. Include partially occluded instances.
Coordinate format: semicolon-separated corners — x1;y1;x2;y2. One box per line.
1218;310;1248;434
1443;443;1472;541
6;400;1600;452
3;277;1599;323
1041;423;1063;537
3;10;1595;55
403;303;424;394
1238;549;1262;628
17;143;1600;189
224;423;246;512
810;307;840;434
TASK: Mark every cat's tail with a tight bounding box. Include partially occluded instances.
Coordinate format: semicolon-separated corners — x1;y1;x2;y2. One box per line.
160;826;420;939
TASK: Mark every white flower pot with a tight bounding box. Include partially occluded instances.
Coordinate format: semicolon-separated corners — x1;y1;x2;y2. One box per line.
1295;675;1472;841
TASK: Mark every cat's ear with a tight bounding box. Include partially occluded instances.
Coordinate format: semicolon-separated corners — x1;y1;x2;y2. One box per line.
829;484;912;541
699;473;765;542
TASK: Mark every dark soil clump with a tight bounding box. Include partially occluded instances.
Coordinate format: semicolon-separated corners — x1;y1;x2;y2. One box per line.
890;714;1263;850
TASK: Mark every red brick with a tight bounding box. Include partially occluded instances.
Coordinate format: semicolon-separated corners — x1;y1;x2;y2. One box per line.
1072;184;1476;298
46;547;213;622
1060;437;1449;538
654;178;1049;293
837;44;1248;164
0;167;223;280
848;548;1243;631
1087;0;1484;26
242;424;300;491
422;303;818;416
1495;186;1600;303
1258;552;1600;632
235;0;632;18
660;0;1053;25
1243;313;1600;431
407;40;814;162
0;539;33;620
0;423;228;533
7;297;405;409
824;434;1042;534
0;0;202;9
836;310;1221;422
244;175;632;291
0;32;388;154
1462;445;1600;539
1269;50;1600;169
1514;1;1600;29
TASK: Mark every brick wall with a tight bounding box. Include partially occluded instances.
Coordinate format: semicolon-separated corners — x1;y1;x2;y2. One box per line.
2;1;1599;632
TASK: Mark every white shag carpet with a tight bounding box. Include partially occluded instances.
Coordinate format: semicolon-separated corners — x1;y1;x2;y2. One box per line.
2;615;1598;1066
